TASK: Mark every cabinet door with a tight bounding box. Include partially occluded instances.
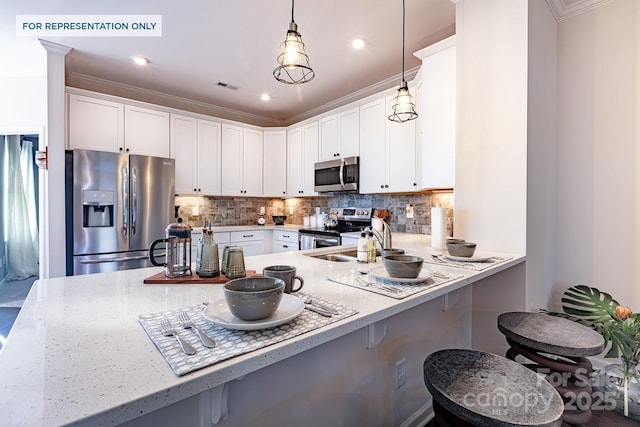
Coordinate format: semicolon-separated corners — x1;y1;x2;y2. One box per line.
242;128;263;196
301;122;319;196
263;130;287;197
418;44;456;189
359;98;387;193
233;241;264;256
124;105;170;157
318;115;339;161
386;93;417;192
338;107;359;158
221;124;243;195
197;119;222;195
286;127;303;196
68;93;124;152
171;114;197;194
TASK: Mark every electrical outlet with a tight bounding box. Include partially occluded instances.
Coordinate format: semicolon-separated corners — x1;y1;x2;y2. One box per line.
394;358;407;389
192;206;199;216
406;204;414;219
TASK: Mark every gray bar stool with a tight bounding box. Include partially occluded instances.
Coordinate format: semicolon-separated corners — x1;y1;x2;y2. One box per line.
424;348;564;427
497;312;605;425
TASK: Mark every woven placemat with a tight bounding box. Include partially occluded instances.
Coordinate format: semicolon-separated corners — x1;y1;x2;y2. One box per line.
139;294;357;376
326;270;462;299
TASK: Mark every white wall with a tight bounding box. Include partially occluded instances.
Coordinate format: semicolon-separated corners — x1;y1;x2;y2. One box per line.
555;0;640;310
526;1;559;311
454;0;529;255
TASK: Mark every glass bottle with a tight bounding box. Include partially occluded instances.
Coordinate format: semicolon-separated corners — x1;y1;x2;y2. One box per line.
357;232;369;263
198;230;220;278
367;231;377;263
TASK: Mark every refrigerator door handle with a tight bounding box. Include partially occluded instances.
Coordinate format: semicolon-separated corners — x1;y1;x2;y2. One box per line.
131;166;137;235
122;167;129;236
78;255;150;264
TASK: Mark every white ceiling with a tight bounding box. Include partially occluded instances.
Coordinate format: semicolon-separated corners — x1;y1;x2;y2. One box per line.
2;0;456;126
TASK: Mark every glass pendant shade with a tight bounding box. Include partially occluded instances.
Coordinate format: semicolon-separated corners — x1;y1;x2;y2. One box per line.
389;80;418;122
273;12;315;84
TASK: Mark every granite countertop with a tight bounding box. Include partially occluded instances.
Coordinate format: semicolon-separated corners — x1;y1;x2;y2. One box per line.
0;233;524;426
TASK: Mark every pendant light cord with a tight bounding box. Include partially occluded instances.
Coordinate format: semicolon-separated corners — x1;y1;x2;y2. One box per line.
401;0;406;82
291;0;295;23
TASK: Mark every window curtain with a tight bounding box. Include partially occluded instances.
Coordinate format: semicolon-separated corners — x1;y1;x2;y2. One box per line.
3;135;38;279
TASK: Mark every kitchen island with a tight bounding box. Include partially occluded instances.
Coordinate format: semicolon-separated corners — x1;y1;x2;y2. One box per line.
0;233;524;427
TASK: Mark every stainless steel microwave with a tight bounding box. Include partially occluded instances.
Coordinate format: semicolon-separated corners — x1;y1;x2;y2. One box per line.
314;156;359;192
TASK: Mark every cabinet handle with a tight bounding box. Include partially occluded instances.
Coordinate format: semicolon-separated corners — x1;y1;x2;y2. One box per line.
282;191;286;194
243;234;253;238
385;184;389;188
283;235;289;238
413;182;417;186
380;184;384;189
283;245;289;248
126;148;130;153
119;147;123;152
194;188;197;192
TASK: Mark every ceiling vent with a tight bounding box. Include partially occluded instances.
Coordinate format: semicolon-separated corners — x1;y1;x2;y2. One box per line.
216;81;238;90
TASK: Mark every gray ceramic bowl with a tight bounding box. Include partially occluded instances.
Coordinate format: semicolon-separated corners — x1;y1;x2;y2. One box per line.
223;277;285;321
382;255;424;279
382;248;405;258
272;215;287;225
446;240;477;257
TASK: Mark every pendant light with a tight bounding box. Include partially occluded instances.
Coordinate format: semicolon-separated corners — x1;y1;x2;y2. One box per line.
273;0;315;84
388;0;418;123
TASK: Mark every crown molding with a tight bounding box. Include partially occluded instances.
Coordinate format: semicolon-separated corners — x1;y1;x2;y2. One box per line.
544;0;615;22
39;39;72;56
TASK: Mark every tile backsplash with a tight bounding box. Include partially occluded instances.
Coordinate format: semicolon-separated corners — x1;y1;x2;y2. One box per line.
175;191;454;236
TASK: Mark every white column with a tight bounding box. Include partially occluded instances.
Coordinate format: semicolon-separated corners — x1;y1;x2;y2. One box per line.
39;40;71;278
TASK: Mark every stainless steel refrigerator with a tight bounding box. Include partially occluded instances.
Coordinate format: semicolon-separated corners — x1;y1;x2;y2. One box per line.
66;149;175;275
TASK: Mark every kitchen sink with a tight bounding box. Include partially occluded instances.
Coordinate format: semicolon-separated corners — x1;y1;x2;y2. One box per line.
304;248;381;262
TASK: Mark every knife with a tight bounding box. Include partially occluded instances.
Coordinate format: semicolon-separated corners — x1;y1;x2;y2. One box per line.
304;305;334;317
308;301;339;315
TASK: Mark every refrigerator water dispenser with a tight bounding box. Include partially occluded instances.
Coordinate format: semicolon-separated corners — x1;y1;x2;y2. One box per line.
82;190;114;227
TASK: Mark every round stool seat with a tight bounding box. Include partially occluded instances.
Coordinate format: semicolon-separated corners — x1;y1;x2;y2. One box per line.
424;349;564;427
498;312;605;357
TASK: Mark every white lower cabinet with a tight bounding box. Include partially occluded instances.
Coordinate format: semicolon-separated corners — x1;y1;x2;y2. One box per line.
229;230;265;256
272;230;299;253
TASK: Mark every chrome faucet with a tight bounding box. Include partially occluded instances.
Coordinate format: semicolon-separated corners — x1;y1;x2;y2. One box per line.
367;217;392;250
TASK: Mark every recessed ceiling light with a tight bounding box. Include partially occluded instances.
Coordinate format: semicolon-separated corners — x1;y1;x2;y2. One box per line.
261;93;271;101
352;38;365;49
132;56;149;66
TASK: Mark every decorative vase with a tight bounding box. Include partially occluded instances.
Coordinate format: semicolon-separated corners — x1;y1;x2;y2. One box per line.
593;358;640;419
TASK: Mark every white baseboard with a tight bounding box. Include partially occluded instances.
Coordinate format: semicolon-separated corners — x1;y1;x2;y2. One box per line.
399;401;434;427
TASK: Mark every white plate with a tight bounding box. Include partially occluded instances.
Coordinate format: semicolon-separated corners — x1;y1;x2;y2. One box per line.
443;254;493;262
203;294;305;330
368;266;433;284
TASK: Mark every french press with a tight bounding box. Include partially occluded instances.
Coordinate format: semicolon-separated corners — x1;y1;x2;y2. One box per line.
149;223;192;278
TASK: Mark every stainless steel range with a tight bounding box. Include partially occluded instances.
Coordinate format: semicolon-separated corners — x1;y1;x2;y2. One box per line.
298;207;372;249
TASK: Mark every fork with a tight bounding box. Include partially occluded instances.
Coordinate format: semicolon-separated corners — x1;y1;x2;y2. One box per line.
178;312;216;348
160;319;196;355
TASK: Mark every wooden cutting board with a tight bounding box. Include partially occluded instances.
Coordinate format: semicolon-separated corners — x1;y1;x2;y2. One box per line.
143;270;259;284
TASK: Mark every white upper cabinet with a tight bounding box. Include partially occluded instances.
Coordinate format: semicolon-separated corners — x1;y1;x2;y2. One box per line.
68;94;124;153
263;130;287;197
287;122;318;196
414;36;456;189
124;105;171;158
68;93;170;158
221;124;263;196
172;114;222;195
358;92;417;194
318;107;359;161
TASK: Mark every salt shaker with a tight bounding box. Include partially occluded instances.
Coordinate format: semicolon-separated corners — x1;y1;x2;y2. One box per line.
225;246;246;279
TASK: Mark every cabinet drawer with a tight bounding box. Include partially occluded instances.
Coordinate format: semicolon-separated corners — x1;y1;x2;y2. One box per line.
272;241;298;253
273;230;298;244
230;230;264;242
214;232;230;244
233;241;264;256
